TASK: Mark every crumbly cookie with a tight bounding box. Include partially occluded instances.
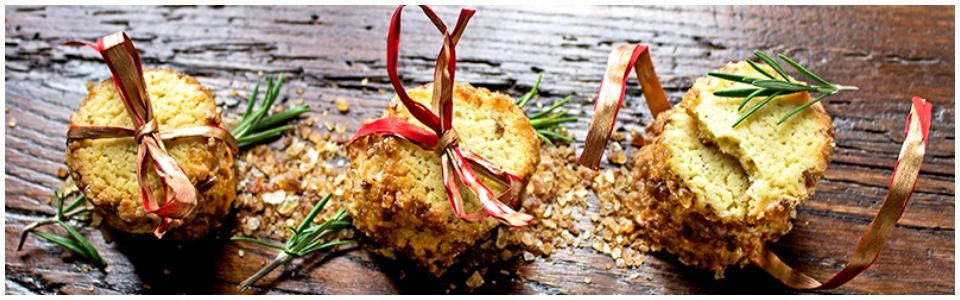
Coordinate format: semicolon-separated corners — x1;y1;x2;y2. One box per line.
346;82;540;275
630;61;834;277
66;68;237;240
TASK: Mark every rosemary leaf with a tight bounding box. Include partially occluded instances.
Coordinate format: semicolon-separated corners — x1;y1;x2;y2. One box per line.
230;73;309;149
751;80;816;92
706;72;763;84
58;220;105;267
732;91;783;128
244;75;285;137
243;83;260;122
300;239;355;255
236;125;293;148
754;50;792;82
516;72;542;107
527;96;572;120
531;116;578;129
714;87;777;98
229;237;286;251
535;131;553;146
777;93;832;125
254;104;310;132
63;194;87;215
746;59;777;79
738;88;768;111
777;54;833;88
54;191;65;219
31;231;88;258
538;129;575;143
298;193;331;233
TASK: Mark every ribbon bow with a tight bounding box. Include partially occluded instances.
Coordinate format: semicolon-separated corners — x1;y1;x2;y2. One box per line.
350;5;533;226
580;45;933;289
66;32;238;238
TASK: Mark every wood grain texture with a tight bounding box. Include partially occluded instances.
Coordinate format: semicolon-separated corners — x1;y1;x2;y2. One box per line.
4;5;954;295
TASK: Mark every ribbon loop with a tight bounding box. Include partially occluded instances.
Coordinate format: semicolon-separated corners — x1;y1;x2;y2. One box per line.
351;5;533;227
67;32;236;238
578;44;669;170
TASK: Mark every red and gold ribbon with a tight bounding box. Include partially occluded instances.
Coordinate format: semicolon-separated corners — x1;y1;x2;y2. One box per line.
66;32;238;238
351;5;533;227
578;44;669;170
580;45;934;289
753;97;932;290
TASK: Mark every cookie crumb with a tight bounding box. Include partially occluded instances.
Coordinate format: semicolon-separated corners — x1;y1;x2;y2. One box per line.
466;271;485;289
336;100;350;113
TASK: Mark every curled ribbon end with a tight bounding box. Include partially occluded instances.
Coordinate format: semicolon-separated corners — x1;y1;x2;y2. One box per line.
499;211;535;227
577;155;603;171
152;217;173;239
64;40;98;49
754;97;932;290
910;96;932;143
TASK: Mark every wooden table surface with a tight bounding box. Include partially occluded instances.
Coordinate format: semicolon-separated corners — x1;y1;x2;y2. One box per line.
4;5;955;295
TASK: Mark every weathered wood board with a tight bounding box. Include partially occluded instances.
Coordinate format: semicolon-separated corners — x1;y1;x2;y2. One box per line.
4;5;954;294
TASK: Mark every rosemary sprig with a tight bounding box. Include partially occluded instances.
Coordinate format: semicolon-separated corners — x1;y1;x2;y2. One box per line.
18;192;105;267
230;193;354;290
518;73;578;145
709;50;858;127
231;74;311;148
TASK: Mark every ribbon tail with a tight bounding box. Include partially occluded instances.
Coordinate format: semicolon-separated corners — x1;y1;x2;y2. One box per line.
142;138;198;221
461;149;526;210
64;40;102;52
449;148;533;227
153;217;174;239
753;97;932;290
441;152;488;222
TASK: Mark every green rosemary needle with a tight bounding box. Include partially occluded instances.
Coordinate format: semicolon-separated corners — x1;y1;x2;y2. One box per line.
231;74;311;148
518;73;578;145
18;192;105;267
709;50;858;127
231;193;354;290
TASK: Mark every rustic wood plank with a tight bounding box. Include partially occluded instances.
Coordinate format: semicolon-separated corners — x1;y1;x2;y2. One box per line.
5;5;954;294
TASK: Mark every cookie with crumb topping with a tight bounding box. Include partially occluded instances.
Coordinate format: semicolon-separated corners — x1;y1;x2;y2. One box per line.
630;61;834;277
346;82;540;275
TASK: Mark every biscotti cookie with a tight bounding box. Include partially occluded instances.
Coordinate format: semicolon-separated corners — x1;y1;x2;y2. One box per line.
347;82;540;275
